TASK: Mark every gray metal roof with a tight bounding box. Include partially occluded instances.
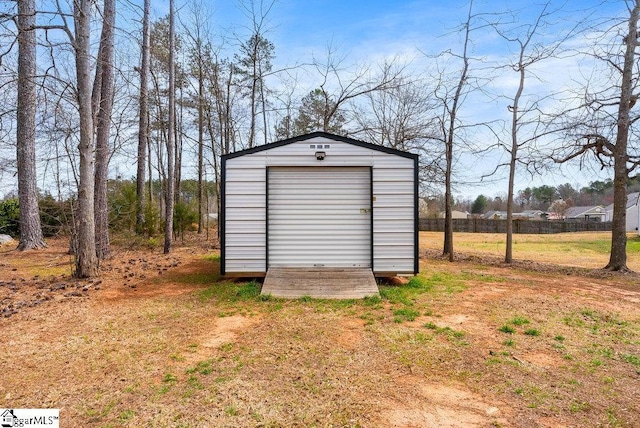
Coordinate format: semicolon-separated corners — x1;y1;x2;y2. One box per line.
565;206;606;218
604;192;640;211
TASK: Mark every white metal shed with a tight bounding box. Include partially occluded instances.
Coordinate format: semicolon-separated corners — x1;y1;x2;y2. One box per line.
220;132;419;277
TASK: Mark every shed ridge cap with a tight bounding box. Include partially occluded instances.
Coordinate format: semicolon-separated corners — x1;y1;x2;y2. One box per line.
221;132;418;160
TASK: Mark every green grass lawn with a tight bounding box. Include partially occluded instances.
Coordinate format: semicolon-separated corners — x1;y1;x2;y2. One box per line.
420;231;640;270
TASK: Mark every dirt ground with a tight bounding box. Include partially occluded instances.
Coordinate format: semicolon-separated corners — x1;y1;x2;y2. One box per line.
1;233;639;427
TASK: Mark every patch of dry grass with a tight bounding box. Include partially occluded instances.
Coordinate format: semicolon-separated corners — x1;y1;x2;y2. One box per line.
1;234;639;427
0;245;74;278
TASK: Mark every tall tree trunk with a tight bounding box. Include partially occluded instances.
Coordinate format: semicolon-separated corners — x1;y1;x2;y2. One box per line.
197;55;204;234
260;62;268;145
16;0;46;251
147;132;153;205
606;1;639;271
136;0;151;234
227;66;234;153
205;107;221;184
443;133;454;261
93;0;115;260
443;0;473;262
164;0;176;254
175;86;183;204
204;102;221;239
248;53;257;148
74;0;98;277
505;61;525;264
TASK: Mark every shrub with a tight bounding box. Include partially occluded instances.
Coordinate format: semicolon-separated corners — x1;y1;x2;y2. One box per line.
108;180;137;232
173;201;198;240
0;198;20;237
141;201;160;236
39;194;72;237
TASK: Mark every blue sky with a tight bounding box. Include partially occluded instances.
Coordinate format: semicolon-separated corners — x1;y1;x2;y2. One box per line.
190;0;466;67
193;0;622;61
75;0;640;200
130;0;632;200
0;0;629;201
185;0;625;200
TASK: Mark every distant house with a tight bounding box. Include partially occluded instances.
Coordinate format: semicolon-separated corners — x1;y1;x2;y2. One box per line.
605;192;640;232
564;206;606;222
513;211;535;220
520;210;548;220
483;210;506;220
439;210;469;219
482;210;541;220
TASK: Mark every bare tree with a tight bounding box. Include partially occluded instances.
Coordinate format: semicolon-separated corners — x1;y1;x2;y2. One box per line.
492;2;579;263
352;78;442;194
549;199;569;219
164;0;176;254
182;0;213;234
93;0;115;260
148;13;188;240
16;0;46;250
354;79;435;150
431;1;476;262
203;57;240;158
600;3;639;271
149;31;169;214
136;0;151;234
204;57;231;160
201;55;235;236
554;1;640;271
72;0;98;277
236;0;277;147
311;43;404;135
196;41;206;235
236;33;274;148
272;72;302;140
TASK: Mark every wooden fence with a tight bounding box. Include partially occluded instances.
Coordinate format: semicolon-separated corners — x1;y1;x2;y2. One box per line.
418;218;613;234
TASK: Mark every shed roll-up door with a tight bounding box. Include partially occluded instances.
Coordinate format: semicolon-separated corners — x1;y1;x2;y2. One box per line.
268;167;371;268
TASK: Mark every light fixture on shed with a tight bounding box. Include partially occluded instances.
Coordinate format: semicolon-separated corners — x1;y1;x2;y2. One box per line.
315;151;326;161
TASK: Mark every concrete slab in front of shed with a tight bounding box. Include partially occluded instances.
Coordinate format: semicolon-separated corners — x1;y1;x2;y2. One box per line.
262;268;379;299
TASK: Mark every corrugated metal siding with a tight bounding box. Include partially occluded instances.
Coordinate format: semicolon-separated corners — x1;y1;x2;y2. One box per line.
268;167;371;268
223;136;416;274
373;163;416;273
223;165;266;272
